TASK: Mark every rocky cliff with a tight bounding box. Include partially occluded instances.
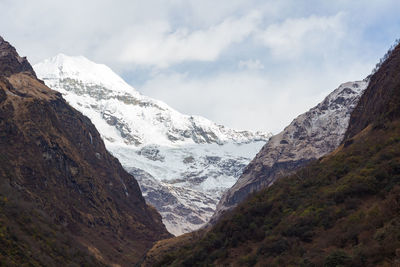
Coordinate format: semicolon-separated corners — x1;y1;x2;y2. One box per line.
0;36;36;78
0;37;170;266
345;43;400;140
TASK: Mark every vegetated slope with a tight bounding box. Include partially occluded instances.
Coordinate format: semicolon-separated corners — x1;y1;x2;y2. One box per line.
144;43;400;266
0;36;171;266
33;54;271;235
213;80;367;223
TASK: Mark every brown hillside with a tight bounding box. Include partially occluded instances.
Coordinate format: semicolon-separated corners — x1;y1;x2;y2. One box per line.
0;37;171;266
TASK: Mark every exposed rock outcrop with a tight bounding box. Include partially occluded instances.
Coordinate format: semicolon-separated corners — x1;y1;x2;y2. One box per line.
345;44;400;140
0;36;36;78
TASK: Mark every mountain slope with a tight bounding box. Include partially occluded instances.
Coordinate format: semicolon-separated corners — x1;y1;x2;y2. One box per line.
212;80;367;221
0;36;170;266
345;43;400;140
143;43;400;266
34;54;271;235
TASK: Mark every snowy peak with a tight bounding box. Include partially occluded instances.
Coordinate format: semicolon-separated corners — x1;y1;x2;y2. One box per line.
34;55;271;147
34;53;138;95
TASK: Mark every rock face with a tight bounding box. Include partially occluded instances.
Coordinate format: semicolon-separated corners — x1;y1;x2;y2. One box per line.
0;37;36;78
34;54;271;235
0;37;170;266
127;167;217;235
345;44;400;141
212;80;368;222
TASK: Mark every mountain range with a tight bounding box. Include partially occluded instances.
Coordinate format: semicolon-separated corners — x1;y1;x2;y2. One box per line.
2;34;399;266
33;54;271;235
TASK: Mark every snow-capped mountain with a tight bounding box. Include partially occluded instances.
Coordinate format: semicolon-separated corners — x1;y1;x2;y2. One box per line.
211;80;368;223
34;54;271;235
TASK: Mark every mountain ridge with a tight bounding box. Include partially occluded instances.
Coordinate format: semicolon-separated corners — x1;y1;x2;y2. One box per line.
0;36;36;78
212;79;368;222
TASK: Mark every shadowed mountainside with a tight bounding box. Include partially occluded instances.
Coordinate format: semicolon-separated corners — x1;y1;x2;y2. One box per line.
0;36;171;266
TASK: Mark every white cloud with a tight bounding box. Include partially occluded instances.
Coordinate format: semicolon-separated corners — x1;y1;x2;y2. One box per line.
114;12;346;68
140;71;276;131
118;12;261;68
139;55;374;133
257;13;345;58
238;59;265;70
139;72;320;133
0;0;398;132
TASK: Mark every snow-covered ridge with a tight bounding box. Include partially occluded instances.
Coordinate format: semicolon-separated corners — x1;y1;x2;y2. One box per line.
34;54;271;236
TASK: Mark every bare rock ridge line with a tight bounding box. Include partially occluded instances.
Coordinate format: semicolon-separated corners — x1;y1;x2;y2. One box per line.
0;36;36;78
0;36;170;266
212;80;368;222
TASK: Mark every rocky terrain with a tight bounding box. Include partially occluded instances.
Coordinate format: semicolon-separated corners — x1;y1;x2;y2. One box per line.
0;38;35;77
0;36;170;266
34;54;271;235
212;79;368;222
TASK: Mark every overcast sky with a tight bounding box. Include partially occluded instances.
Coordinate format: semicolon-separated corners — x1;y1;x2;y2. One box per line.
1;0;399;133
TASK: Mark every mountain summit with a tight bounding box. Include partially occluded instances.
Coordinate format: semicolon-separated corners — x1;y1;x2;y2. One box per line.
35;53;139;96
35;54;270;146
34;55;271;235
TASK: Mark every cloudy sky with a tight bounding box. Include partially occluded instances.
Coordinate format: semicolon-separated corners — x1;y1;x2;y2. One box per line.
1;0;399;133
